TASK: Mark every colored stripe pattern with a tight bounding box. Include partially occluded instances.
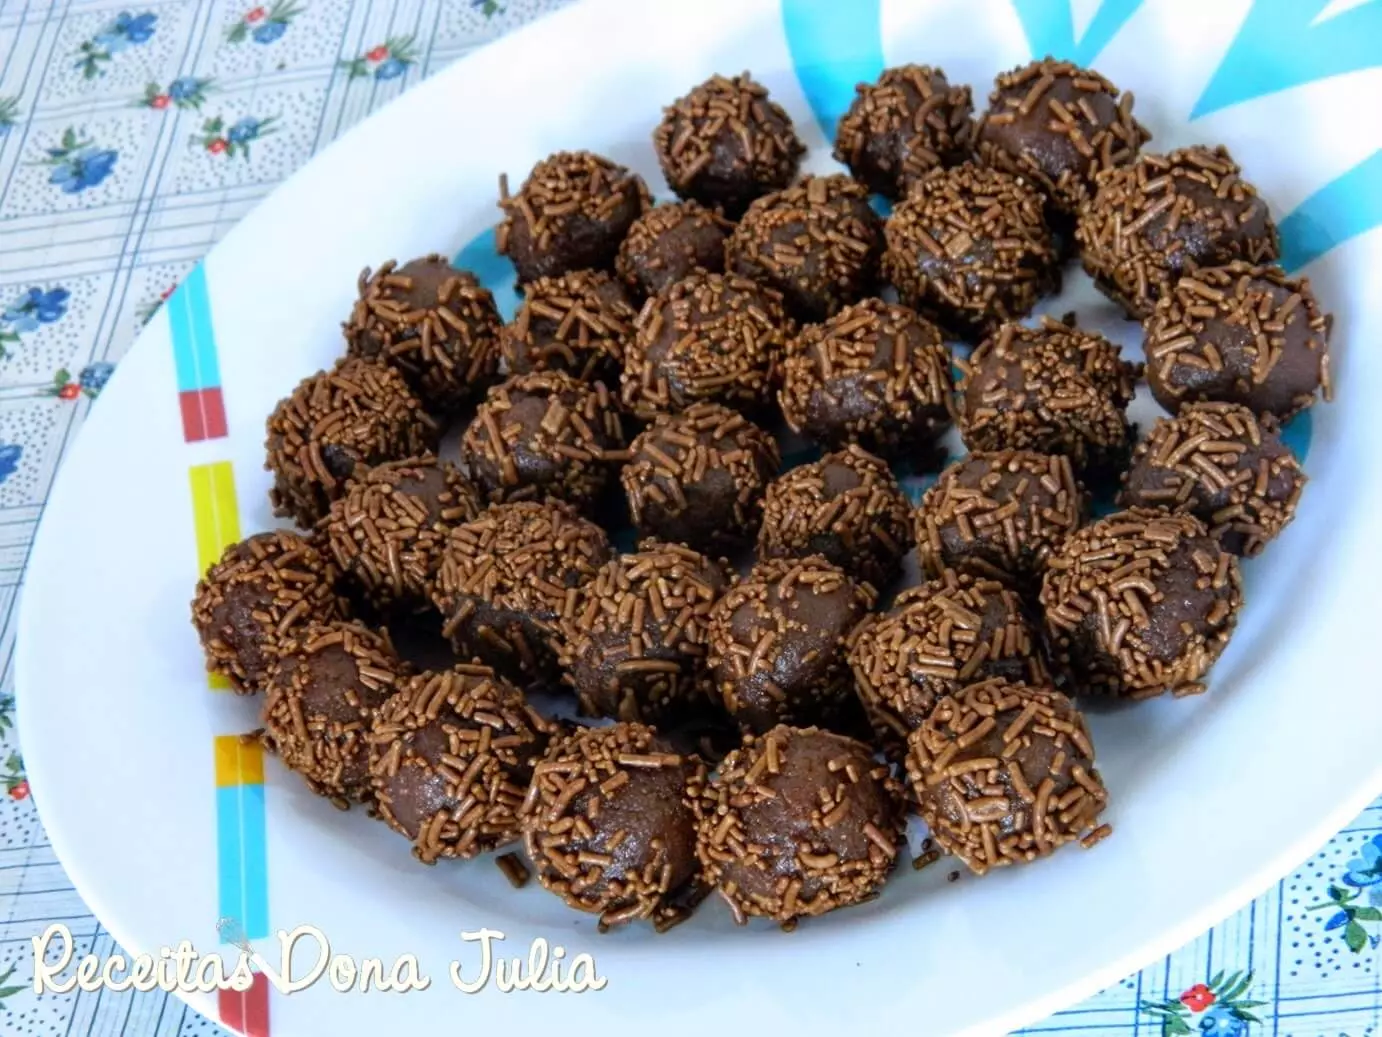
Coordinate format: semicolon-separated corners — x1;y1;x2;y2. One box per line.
170;264;228;442
218;972;272;1037
189;461;240;692
214;735;269;945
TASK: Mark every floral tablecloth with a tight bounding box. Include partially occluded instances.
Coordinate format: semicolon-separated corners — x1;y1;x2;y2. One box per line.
0;1;1379;1035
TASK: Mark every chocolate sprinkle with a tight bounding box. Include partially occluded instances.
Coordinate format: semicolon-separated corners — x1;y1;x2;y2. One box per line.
905;677;1109;876
615;201;732;300
501;269;636;386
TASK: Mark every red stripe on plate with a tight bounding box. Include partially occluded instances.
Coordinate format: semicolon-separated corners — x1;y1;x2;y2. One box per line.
179;391;208;442
201;386;228;439
218;971;271;1036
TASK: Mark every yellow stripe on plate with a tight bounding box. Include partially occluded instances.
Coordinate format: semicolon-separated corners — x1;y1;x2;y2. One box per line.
190;462;242;691
214;734;265;788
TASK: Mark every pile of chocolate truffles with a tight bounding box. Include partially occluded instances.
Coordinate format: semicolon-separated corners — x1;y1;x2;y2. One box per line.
193;57;1330;934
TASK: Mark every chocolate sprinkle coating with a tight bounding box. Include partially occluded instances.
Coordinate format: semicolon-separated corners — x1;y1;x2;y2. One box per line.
621;401;780;552
707;556;875;735
975;59;1150;216
905;677;1109;876
834;64;975;201
368;663;553;863
497;150;650;284
459;371;625;512
432;501;611;685
191;530;346;693
757;444;913;590
779;297;955;460
883;163;1059;342
621;271;789;419
343;254;502;415
557;544;729;726
959;317;1139;478
262;621;405;803
696;725;904;925
915;450;1085;587
1144;262;1332;421
1076;145;1281;319
1040;508;1244;698
616;201;732;300
1120;401;1306;557
501;269;636;386
847;570;1047;751
265;357;438;528
726;174;883;323
320;457;481;614
522;722;706;930
653;73;805;218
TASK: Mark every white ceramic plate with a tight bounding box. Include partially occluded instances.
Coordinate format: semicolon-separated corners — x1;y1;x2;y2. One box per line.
17;1;1382;1034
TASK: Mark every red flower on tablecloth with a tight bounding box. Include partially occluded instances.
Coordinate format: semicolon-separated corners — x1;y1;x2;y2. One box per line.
1180;984;1214;1012
150;94;169;109
1142;970;1263;1036
366;44;389;61
8;780;28;801
246;5;266;21
207;138;227;154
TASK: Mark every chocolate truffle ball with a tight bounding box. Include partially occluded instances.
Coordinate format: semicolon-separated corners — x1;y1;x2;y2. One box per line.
883;164;1059;342
262;621;405;803
621;272;788;418
975;59;1150;218
369;664;552;863
191;530;346;693
320;457;481;614
779;298;955;460
959;318;1139;478
616;201;731;300
1040;508;1244;697
833;64;975;200
265;357;438;527
522;723;706;931
757;445;913;589
653;73;805;218
459;372;625;512
915;450;1084;586
1144;263;1332;421
557;544;728;726
696;726;903;926
726;175;883;323
1120;402;1306;557
497;150;650;284
905;678;1109;876
707;556;875;735
1076;146;1280;319
847;570;1046;749
621;402;780;552
343;254;502;414
432;501;611;685
500;269;636;386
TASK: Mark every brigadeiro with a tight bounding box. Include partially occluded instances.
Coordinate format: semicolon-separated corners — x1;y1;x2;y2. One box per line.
556;543;728;726
431;501;611;685
833;64;975;201
725;174;883;323
653;72;805;218
1120;402;1306;557
779;297;954;460
369;664;553;863
696;725;904;927
459;371;625;513
616;201;732;300
191;529;346;693
320;457;481;615
343;254;502;415
959;317;1139;479
1076;145;1280;319
500;269;636;386
915;450;1085;587
757;444;913;589
265;357;438;527
975;59;1150;221
1144;262;1332;421
522;722;706;932
883;164;1059;342
1041;508;1244;698
905;677;1110;876
707;556;875;736
847;570;1045;750
261;620;406;805
621;402;780;552
621;271;789;419
497;150;650;285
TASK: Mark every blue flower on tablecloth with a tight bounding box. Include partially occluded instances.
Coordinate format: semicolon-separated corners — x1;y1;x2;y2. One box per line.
1344;835;1382;886
1197;1005;1247;1037
0;444;23;485
2;287;70;332
226;1;303;45
168;77;200;102
75;11;157;77
375;57;407;81
227;117;260;144
49;147;117;193
252;20;287;44
78;362;114;394
341;35;418;80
